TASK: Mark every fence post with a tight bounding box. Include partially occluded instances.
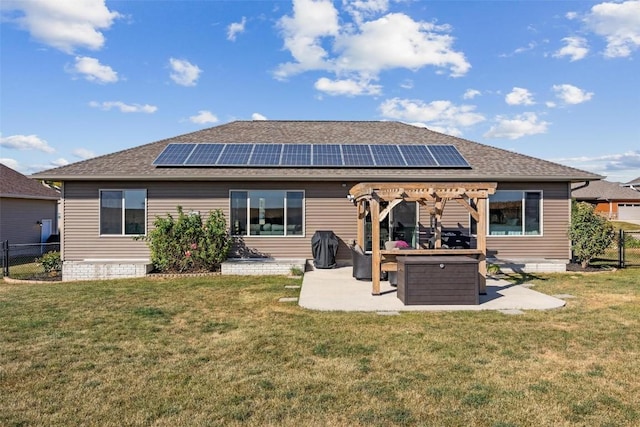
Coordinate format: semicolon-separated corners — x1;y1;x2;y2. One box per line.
618;229;625;269
2;240;8;277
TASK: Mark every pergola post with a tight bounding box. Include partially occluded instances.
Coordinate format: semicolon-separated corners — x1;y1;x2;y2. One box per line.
476;197;488;294
370;197;381;295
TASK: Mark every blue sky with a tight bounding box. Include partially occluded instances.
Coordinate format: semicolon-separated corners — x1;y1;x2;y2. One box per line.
1;0;639;182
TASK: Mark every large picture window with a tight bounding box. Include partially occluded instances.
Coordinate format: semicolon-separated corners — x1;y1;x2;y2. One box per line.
489;191;541;236
100;190;146;235
230;190;304;236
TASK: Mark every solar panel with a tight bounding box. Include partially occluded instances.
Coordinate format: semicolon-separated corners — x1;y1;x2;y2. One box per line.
249;144;283;165
428;145;470;167
312;144;342;166
184;143;224;165
398;145;437;166
217;143;253;165
281;144;311;166
152;142;471;168
342;144;375;166
370;145;405;166
152;143;196;165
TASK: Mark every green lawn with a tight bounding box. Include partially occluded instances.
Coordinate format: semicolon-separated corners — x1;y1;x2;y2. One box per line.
1;271;639;426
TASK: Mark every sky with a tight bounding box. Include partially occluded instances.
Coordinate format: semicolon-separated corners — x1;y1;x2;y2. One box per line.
1;0;639;183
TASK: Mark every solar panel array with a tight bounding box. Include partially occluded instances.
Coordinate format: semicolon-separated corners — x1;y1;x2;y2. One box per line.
153;143;470;168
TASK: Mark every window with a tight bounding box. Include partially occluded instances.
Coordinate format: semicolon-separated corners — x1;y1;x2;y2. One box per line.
100;190;146;235
488;191;541;236
230;190;304;236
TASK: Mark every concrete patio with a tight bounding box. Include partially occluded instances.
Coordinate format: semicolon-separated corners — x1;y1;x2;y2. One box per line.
299;264;566;312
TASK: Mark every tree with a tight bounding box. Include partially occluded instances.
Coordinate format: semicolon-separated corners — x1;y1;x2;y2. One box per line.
568;202;614;269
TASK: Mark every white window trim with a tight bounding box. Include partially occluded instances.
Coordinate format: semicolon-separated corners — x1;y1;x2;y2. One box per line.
99;189;147;237
486;190;544;237
229;189;306;238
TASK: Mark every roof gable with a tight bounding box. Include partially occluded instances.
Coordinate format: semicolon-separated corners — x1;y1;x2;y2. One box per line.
31;120;602;182
1;163;60;199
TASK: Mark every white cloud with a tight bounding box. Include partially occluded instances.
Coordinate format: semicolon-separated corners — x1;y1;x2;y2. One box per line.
344;0;389;24
252;113;267;120
169;58;202;86
314;77;381;96
463;89;481;100
0;158;21;170
275;1;470;93
553;150;640;181
505;87;535;106
379;98;485;136
227;16;246;41
584;0;640;58
89;101;157;113
50;158;70;167
72;148;95;159
553;36;589;61
552;84;594;105
73;56;118;83
189;110;218;124
484;112;549;139
400;79;414;89
0;134;55;153
1;0;121;53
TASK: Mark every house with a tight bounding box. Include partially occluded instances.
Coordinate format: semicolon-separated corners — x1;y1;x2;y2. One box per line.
572;179;640;221
31;120;602;282
623;177;640;191
0;163;60;244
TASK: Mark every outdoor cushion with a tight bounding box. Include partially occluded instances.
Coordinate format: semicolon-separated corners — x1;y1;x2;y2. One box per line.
261;223;272;231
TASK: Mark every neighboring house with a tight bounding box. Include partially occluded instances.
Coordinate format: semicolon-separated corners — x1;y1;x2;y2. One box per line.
623;177;640;191
572;179;640;221
32;121;602;281
0;163;60;244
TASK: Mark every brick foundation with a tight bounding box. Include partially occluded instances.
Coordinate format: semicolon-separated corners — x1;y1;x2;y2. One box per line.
221;258;307;275
63;260;153;281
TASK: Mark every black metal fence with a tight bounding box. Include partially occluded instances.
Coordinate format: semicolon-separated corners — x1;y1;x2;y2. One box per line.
619;230;640;268
1;241;61;279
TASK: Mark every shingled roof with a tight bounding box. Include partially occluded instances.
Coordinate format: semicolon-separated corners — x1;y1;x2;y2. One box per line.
1;163;60;200
32;121;602;182
624;177;640;186
572;180;640;201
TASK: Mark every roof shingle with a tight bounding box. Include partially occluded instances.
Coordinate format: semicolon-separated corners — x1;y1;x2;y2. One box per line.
1;163;60;199
32;121;602;182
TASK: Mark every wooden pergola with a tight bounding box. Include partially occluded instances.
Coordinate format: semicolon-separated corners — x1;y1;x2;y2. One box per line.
349;182;498;295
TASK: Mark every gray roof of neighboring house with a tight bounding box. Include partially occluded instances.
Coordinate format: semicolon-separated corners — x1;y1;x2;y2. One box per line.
572;179;640;201
1;163;60;200
624;176;640;186
32;121;603;182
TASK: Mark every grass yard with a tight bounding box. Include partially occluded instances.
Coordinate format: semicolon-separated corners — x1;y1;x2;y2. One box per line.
1;270;639;426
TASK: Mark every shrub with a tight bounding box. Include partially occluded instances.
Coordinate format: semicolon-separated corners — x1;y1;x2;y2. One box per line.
38;251;61;273
568;202;614;269
138;207;231;273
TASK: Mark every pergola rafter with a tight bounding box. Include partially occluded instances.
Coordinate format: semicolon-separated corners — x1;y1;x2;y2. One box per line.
349;182;497;295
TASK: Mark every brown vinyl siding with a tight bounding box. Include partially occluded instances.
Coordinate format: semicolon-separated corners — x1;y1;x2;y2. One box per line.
486;182;571;260
0;197;58;244
62;181;359;262
62;180;571;263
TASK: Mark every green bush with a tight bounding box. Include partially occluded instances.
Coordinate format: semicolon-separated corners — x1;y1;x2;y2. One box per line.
38;251;61;273
568;202;614;269
138;207;231;273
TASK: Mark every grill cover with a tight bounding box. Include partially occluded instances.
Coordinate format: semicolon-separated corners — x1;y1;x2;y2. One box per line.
311;230;339;269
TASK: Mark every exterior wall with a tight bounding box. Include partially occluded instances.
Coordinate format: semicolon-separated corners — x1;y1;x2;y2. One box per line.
62;180;359;263
62;180;572;272
594;201;615;219
0;197;58;244
487;182;571;260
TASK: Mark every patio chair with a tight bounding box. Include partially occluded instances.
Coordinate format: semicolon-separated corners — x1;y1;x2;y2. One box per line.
351;243;372;280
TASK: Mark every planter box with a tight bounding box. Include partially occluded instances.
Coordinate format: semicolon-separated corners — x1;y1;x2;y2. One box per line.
397;256;479;305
